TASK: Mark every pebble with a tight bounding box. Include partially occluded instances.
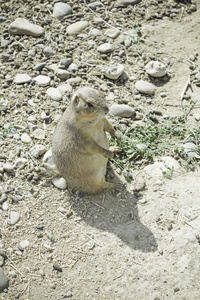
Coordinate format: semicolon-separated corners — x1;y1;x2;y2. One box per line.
30;144;46;158
160;92;167;97
194;113;200;121
55;69;71;80
57;84;72;95
109;104;135;118
97;43;113;53
21;133;32;144
34;63;46;71
14;74;32;84
135;80;155;95
65;291;73;298
104;63;124;80
9;211;20;225
18;240;29;250
32;129;45;140
66;21;89;35
116;0;142;6
145;61;167;77
28;49;36;57
53;2;72;19
59;58;73;69
0;256;4;267
47;87;63;101
9;271;16;278
0;268;9;292
3;163;14;173
2;202;9;211
52;177;67;190
15;158;27;169
9;18;44;36
183;142;199;158
33;75;51;87
104;28;120;39
43;46;54;57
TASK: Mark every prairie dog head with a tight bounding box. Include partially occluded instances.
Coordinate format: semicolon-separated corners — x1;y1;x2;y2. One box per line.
71;87;109;121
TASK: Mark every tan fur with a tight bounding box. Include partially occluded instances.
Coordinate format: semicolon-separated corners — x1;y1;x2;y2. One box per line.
52;87;122;194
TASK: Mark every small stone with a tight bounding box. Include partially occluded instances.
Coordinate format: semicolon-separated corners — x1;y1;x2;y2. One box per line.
21;133;32;144
183;142;200;158
52;177;67;190
66;21;89;35
88;1;103;8
14;74;32;84
109;104;135;118
174;287;180;293
0;268;9;292
9;211;20;225
34;63;46;71
0;255;4;267
104;63;124;80
55;69;70;80
145;61;167;77
53;264;62;272
28;49;36;57
18;240;29;250
57;84;72;95
33;75;51;87
47;87;62;101
97;43;113;54
135;80;155;95
43;46;54;58
160;92;167;98
65;291;73;298
116;0;141;7
9;271;16;278
30;144;46;158
9;18;44;37
53;2;72;19
59;58;73;68
136;143;147;151
194;113;200;121
104;28;120;39
15;158;27;169
2;202;9;211
3;163;14;173
32;129;45;140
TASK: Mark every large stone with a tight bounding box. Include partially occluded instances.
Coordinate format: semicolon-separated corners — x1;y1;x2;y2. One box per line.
0;268;9;292
66;21;89;35
53;2;72;19
116;0;141;7
145;61;167;77
9;18;44;36
104;63;124;80
14;74;32;84
33;75;51;87
144;156;180;178
135;80;155;95
109;104;135;118
47;87;62;101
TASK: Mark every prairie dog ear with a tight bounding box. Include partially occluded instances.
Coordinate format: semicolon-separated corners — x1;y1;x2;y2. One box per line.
72;94;80;106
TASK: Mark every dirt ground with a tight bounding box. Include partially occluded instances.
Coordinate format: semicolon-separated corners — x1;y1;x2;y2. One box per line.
1;1;200;299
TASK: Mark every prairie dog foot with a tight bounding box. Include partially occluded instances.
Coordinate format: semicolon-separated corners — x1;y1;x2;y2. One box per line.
109;146;121;153
104;181;125;191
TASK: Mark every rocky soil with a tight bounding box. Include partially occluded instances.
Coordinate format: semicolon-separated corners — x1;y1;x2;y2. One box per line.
1;0;200;299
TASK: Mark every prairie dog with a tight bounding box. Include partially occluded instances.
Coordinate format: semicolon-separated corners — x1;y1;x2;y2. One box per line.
52;87;122;194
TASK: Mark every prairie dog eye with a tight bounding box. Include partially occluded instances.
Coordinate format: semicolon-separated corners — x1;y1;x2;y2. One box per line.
87;102;93;107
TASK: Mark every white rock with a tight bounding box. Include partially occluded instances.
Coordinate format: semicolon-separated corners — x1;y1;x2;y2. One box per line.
19;240;29;249
2;202;9;211
57;84;72;95
9;211;20;225
21;133;32;144
9;18;44;36
33;75;51;87
90;28;102;36
28;49;36;57
97;43;113;53
135;80;155;95
30;144;46;158
52;177;67;190
14;74;32;84
183;142;199;158
43;149;57;171
53;2;72;19
3;163;14;173
104;63;124;80
66;21;89;35
15;158;27;169
32;129;45;140
144;156;180;178
47;87;62;101
109;104;135;117
104;28;120;39
145;60;167;77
